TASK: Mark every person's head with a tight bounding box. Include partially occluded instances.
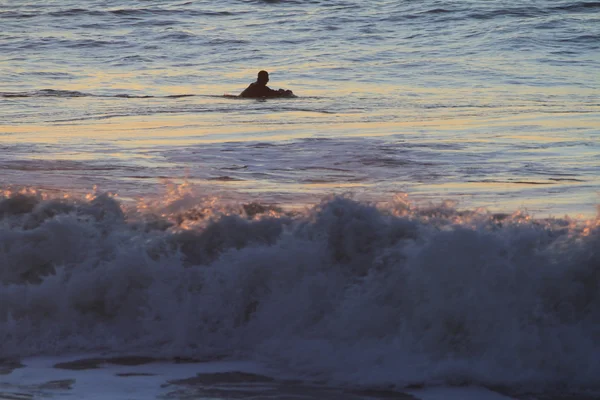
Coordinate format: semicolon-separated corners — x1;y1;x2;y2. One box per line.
257;70;269;85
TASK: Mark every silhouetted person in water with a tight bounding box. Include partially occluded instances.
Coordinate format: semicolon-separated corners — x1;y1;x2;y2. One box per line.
240;70;294;98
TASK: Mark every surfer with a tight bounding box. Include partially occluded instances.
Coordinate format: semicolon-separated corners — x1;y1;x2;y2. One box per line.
240;70;294;98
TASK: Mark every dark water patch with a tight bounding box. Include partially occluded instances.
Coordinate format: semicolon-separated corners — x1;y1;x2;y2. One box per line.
77;23;113;29
47;8;106;17
301;177;363;184
110;8;155;16
551;1;600;12
109;93;196;99
207;38;249;45
20;71;76;79
128;19;180;27
0;90;198;99
35;380;75;390
382;13;421;22
533;20;562;30
279;37;314;44
249;142;279;148
0;89;91;98
69;38;130;49
300;166;352;172
220;165;248;171
422;103;500;109
158;31;197;41
420;8;454;14
557;34;600;45
55;356;158;370
193;10;237;16
493;387;600;400
156;32;245;44
350;389;417;399
208;176;244;181
14;37;130;51
243;203;283;218
360;157;422;168
0;359;24;375
37;89;89;98
165;94;196;98
170;371;274;385
0;92;31;98
0;195;39;218
109;8;236;17
112;94;155;98
0;160;138;173
166;371;417;399
111;54;156;64
248;0;313;4
549;178;586;182
469;7;548;20
0;11;37;19
469;179;557;185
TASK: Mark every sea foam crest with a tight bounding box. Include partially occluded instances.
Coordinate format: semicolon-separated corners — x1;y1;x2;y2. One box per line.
0;191;599;392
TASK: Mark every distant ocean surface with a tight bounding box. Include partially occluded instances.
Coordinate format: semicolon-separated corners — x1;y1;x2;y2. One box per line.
1;0;599;397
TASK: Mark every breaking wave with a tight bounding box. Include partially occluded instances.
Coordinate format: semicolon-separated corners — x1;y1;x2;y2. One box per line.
0;190;598;393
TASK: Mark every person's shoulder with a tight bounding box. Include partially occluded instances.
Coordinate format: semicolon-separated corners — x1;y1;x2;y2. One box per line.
240;82;258;97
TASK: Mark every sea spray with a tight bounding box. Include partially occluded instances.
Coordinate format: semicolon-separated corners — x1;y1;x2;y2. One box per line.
0;191;598;392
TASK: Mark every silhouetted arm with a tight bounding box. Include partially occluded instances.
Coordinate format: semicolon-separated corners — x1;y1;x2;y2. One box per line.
240;83;293;98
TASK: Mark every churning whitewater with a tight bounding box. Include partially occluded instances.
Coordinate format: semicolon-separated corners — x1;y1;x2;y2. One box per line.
1;191;598;392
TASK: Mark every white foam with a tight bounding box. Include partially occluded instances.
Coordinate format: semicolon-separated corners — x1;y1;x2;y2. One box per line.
1;193;599;394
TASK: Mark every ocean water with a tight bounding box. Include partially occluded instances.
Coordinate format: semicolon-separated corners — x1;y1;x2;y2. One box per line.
2;0;599;215
1;0;600;397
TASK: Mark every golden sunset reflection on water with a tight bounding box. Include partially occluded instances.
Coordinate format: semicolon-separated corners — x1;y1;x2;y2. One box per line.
2;56;598;218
